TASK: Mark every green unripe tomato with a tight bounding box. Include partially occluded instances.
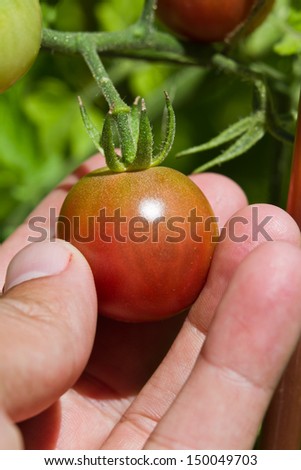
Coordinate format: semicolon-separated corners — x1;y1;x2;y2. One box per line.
0;0;42;93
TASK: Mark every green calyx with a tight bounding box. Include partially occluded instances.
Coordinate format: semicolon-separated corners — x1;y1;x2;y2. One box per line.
79;92;176;172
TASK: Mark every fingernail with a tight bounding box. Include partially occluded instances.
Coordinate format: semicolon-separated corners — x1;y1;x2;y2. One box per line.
4;241;72;292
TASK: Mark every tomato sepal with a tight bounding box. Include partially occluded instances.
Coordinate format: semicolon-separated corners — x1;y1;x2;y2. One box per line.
80;92;176;173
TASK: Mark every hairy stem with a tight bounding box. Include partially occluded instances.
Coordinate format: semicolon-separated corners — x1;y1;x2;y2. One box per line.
80;43;128;111
138;0;158;29
42;25;213;66
79;42;136;165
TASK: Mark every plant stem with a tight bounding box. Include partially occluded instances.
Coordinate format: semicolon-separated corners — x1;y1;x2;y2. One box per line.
80;43;128;111
79;42;137;164
211;54;267;113
42;27;209;65
259;92;301;450
42;28;79;53
226;0;272;44
138;0;158;30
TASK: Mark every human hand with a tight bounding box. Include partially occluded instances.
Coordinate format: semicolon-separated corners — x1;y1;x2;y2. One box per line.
1;155;301;450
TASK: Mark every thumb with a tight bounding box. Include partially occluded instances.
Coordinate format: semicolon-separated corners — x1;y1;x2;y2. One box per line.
0;240;97;422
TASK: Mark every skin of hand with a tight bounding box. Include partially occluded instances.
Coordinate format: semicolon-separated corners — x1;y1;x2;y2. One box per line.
0;154;301;450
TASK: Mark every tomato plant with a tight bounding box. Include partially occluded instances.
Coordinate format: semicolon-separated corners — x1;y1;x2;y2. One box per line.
156;0;275;42
58;166;218;322
0;0;42;93
2;0;301;450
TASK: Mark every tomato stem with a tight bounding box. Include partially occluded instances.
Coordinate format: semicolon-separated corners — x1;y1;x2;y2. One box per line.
226;0;275;44
259;92;301;450
138;0;157;32
77;26;177;172
80;43;144;170
80;43;129;112
42;27;207;67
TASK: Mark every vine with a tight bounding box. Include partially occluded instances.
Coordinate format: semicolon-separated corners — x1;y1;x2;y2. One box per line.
41;0;294;173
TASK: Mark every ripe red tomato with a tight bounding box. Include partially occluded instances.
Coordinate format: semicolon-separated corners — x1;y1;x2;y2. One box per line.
156;0;275;43
58;166;218;322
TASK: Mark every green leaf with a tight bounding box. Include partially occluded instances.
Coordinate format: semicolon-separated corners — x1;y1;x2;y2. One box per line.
22;78;77;158
193;123;265;173
177;115;259;157
274;35;301;56
95;0;144;32
274;8;301;56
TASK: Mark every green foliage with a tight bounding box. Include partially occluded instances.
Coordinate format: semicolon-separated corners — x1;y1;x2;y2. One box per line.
274;7;301;55
0;0;300;241
95;0;144;31
0;51;103;239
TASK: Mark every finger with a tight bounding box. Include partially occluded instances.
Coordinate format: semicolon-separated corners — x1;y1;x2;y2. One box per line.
22;172;249;450
189;203;301;333
0;239;97;422
102;205;301;449
100;178;246;449
0;154;105;287
90;174;249;393
0;410;23;449
189;172;248;228
145;242;301;449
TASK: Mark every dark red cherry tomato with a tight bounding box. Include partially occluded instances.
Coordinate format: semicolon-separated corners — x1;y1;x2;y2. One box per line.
156;0;275;43
58;166;218;322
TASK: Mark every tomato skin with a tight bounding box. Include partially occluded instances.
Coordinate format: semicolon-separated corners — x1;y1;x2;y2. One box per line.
58;166;218;322
156;0;275;43
0;0;42;93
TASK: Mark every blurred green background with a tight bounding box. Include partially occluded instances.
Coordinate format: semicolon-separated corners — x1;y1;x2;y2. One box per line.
0;0;300;241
